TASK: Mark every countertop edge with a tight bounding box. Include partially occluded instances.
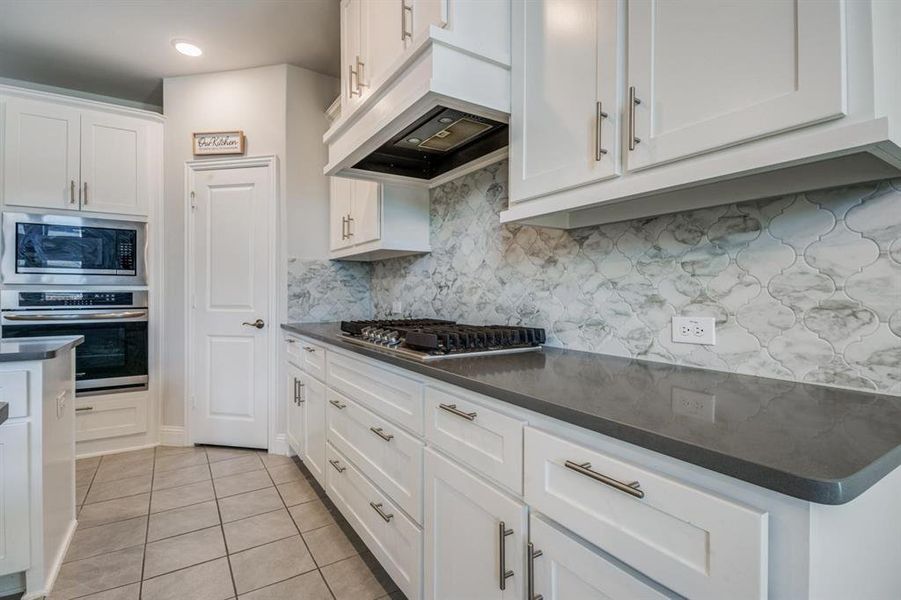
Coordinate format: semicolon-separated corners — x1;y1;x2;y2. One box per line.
282;323;897;505
0;402;7;426
0;335;85;363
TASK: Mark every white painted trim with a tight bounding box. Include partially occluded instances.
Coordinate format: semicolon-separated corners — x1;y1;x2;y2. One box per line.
184;155;280;451
159;426;187;447
0;82;165;121
28;519;77;600
75;442;159;460
270;433;290;457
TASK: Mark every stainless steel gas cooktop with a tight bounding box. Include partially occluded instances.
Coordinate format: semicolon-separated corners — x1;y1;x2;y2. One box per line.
339;319;545;361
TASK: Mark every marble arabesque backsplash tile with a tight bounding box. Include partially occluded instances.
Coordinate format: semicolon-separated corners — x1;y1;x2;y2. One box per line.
289;161;901;395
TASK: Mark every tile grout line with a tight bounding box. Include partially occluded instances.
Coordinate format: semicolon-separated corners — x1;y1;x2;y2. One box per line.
136;447;158;600
212;453;240;600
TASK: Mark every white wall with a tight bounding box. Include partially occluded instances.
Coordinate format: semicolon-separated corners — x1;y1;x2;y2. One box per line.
162;64;337;429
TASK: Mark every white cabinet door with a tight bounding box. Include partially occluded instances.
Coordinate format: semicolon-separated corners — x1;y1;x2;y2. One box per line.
301;372;327;487
341;0;365;111
423;448;526;600
79;111;150;215
530;515;673;600
0;421;30;574
509;0;621;203
3;97;80;211
285;363;304;455
349;179;380;245
361;0;406;89
626;0;845;170
409;0;446;42
330;177;353;251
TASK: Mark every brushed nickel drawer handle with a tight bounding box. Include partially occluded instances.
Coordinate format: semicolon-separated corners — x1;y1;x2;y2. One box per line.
303;346;316;353
370;426;394;442
83;181;88;205
329;399;346;409
370;501;394;522
564;460;645;499
75;406;93;412
595;101;608;161
438;403;477;421
528;542;543;600
401;2;413;40
70;180;77;204
498;521;514;590
329;459;345;473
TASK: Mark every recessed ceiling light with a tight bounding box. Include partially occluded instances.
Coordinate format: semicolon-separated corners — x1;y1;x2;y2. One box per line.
172;40;202;57
407;137;421;144
438;117;454;124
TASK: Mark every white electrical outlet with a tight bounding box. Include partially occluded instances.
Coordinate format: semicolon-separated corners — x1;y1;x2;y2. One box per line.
392;301;403;315
672;316;716;345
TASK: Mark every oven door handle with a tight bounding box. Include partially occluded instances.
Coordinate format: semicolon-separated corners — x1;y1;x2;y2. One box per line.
4;310;147;321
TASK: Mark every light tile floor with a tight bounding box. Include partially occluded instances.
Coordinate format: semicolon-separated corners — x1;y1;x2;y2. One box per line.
39;445;404;600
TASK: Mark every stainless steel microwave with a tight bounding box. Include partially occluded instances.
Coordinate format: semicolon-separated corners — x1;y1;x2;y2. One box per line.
1;212;146;286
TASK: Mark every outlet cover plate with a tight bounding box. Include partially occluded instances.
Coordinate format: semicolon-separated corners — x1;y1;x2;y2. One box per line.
672;316;716;345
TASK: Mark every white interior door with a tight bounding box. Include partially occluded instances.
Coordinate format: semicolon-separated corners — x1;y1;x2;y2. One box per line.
190;163;273;449
626;0;846;170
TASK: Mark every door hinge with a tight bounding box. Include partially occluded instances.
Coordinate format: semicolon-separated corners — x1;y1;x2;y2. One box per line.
190;191;196;210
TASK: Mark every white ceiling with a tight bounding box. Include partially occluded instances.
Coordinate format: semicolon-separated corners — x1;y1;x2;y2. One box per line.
0;0;340;109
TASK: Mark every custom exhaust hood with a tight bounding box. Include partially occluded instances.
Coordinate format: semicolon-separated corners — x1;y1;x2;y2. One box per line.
323;4;512;187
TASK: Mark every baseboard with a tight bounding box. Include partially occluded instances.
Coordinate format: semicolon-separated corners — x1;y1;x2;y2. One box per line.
269;433;289;457
75;442;158;460
159;426;187;446
29;517;78;600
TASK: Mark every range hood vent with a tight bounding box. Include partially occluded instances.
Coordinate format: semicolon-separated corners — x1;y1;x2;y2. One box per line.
353;106;508;180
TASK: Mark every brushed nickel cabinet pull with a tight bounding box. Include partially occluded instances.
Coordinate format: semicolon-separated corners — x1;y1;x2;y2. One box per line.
498;521;514;590
348;64;360;97
70;180;77;204
341;215;348;239
595;101;608;161
370;426;394;442
564;460;645;499
628;86;641;151
528;542;544;600
329;399;347;409
356;56;368;90
402;3;413;40
439;403;477;421
329;459;346;473
303;346;316;353
75;406;94;412
346;214;354;237
370;501;394;522
83;181;88;205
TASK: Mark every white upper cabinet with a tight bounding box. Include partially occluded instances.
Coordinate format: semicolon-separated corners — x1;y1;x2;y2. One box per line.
502;0;901;228
509;0;621;203
626;0;845;171
360;0;406;90
2;94;159;217
3;97;80;211
329;176;429;261
341;0;365;111
79;110;151;216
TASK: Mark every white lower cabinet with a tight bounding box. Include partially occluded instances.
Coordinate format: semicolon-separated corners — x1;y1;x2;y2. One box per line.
301;372;327;487
326;443;422;600
423;447;527;600
0;420;30;574
529;515;673;600
73;391;148;442
524;427;768;600
285;362;304;455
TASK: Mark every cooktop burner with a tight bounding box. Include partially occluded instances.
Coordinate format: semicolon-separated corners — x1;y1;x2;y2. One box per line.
339;319;546;360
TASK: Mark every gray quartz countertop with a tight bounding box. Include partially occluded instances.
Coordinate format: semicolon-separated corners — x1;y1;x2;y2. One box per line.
0;336;84;362
283;322;901;505
0;402;7;425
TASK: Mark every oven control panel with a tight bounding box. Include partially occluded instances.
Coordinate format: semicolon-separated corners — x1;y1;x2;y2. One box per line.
7;291;146;309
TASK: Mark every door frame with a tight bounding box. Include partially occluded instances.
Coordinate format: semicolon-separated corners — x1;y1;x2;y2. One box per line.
183;155;283;451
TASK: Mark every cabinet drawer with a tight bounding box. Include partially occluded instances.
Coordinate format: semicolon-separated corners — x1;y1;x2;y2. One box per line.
524;427;768;600
75;392;148;441
327;351;423;433
530;515;674;600
0;369;29;418
326;443;422;600
425;386;524;494
299;339;326;382
327;389;424;522
285;335;303;367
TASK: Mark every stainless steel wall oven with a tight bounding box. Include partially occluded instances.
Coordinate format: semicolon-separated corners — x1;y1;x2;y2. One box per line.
1;290;148;395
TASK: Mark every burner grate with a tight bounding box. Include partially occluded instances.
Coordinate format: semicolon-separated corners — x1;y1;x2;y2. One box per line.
404;325;546;353
339;318;454;336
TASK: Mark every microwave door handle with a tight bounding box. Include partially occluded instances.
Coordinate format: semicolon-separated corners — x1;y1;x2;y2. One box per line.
4;310;147;321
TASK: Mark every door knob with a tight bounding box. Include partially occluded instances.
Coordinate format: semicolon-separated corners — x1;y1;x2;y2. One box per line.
242;319;265;329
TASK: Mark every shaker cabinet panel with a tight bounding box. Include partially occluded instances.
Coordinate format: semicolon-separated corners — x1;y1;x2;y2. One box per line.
361;0;407;88
510;0;621;203
79;111;150;216
626;0;845;170
285;362;304;455
349;179;380;245
330;177;354;251
341;0;365;111
423;448;526;600
301;373;327;487
0;420;30;575
3;97;81;211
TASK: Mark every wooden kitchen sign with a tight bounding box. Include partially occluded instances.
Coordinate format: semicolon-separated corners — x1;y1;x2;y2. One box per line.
192;131;245;155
